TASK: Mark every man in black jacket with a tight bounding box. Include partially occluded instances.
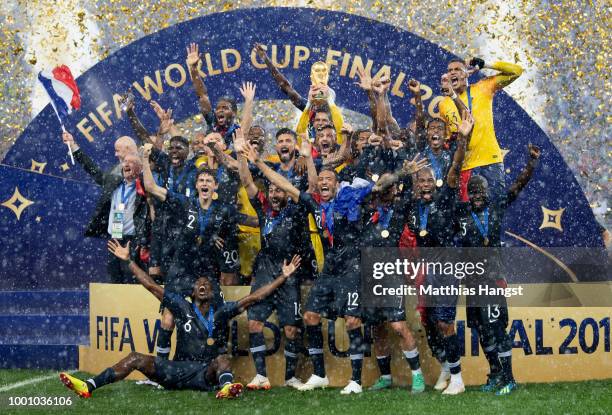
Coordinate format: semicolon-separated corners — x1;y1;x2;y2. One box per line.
62;131;149;283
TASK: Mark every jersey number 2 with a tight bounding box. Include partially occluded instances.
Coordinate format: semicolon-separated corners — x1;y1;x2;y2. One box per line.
187;214;196;230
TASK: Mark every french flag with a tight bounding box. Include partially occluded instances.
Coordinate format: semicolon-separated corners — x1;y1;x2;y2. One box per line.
37;65;81;125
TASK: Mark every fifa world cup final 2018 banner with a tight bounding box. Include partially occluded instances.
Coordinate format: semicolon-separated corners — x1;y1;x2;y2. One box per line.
79;284;612;385
0;7;606;290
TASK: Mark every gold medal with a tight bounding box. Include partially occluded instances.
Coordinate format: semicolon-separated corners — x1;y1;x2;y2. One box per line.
194;156;207;170
207;337;215;346
196;236;203;245
371;174;379;183
323;229;330;239
419;229;428;237
436;179;443;187
483;237;489;246
381;229;390;238
212;192;219;200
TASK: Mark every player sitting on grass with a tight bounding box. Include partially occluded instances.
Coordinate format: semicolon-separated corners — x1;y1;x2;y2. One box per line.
59;241;301;399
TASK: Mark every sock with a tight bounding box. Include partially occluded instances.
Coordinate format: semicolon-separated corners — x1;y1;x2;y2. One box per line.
441;359;450;374
218;372;233;386
483;343;502;377
498;350;514;383
284;338;299;381
444;334;462;376
495;327;515;383
450;372;463;384
155;328;172;360
347;328;364;384
403;348;422;374
306;324;325;378
249;332;267;377
498;336;515;383
376;355;391;379
87;368;116;392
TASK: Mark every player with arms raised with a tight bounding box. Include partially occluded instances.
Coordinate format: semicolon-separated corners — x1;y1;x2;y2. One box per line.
455;144;541;395
59;242;301;399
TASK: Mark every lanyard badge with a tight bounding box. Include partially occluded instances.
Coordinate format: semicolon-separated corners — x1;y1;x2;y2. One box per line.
111;182;135;239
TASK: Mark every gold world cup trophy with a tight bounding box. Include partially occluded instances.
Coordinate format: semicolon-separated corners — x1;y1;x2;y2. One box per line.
310;61;330;104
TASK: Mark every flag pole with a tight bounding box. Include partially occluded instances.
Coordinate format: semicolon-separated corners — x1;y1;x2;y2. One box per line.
41;84;75;165
58;120;76;166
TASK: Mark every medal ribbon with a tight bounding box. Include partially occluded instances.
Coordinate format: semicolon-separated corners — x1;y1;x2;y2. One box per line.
262;207;287;236
426;148;443;182
418;202;430;233
320;200;335;247
216;165;224;183
198;202;215;237
377;206;393;230
170;166;189;194
119;182;136;207
470;208;489;242
192;303;214;339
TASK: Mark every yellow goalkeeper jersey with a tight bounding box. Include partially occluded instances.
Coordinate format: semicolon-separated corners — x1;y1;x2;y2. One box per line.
439;61;523;170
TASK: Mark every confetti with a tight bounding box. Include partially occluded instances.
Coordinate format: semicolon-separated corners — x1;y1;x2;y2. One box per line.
0;1;608;215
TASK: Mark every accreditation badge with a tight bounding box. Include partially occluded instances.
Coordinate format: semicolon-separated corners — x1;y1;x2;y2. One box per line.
111;204;125;239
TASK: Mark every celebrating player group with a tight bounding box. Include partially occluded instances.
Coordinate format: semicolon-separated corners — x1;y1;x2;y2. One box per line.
58;42;541;400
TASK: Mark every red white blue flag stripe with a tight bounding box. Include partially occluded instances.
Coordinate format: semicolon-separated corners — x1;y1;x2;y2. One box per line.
37;65;81;125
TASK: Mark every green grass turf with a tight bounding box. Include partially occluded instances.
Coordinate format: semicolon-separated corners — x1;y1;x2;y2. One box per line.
0;370;610;415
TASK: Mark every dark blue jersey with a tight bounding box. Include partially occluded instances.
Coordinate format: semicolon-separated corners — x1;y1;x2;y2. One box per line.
214;165;240;205
420;147;452;188
166;163;198;199
355;146;390;178
454;195;509;248
271;161;309;192
251;192;306;282
298;183;372;270
250;157;309;192
204;112;240;149
360;194;412;248
163;191;237;278
405;184;457;247
453;196;511;285
150;157;198;264
163;291;240;362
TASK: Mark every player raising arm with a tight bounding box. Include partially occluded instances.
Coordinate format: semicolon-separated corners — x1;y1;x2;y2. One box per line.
253;43;307;111
455;144;541;396
59;243;301;399
244;142;375;395
404;110;471;395
439;56;523;204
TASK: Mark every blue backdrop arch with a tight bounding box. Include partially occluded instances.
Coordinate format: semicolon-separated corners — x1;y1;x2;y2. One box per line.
0;7;603;289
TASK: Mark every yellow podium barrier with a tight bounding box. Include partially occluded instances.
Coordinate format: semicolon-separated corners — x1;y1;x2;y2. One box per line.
79;283;611;386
